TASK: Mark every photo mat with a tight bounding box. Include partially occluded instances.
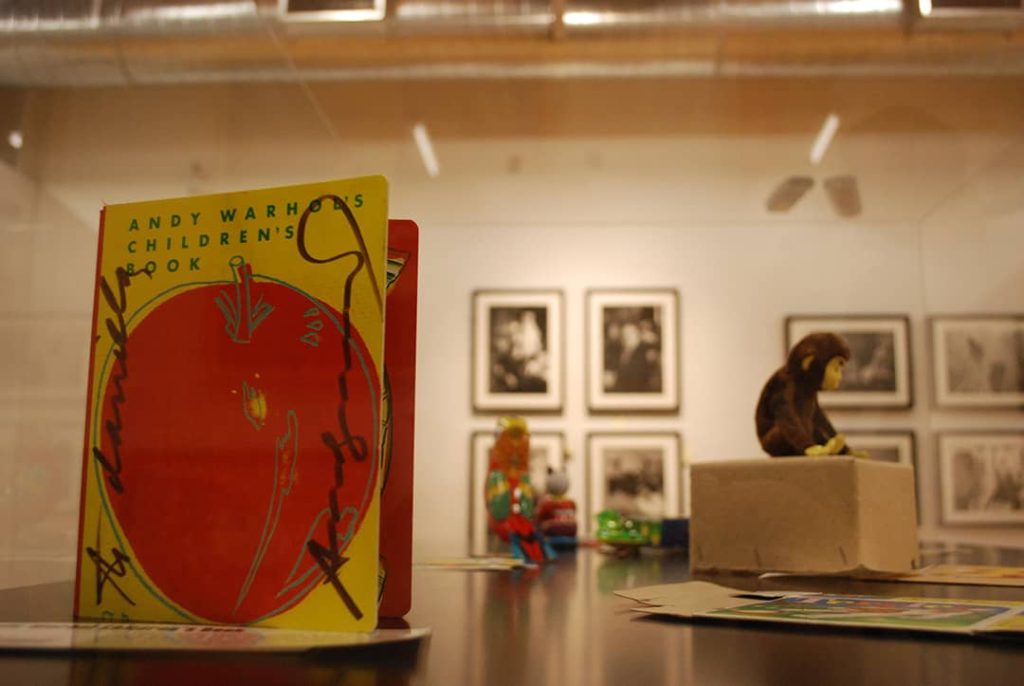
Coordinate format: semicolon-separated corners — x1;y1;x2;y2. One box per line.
585;433;682;534
786;315;912;408
931;316;1024;408
938;433;1024;525
472;290;564;412
586;289;679;412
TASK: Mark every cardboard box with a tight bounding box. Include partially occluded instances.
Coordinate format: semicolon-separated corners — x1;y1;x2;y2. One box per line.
690;457;918;574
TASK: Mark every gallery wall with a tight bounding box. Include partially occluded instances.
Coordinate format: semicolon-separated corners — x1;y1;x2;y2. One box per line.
0;78;1022;587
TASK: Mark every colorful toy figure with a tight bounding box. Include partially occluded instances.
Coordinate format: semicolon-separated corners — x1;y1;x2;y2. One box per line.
536;466;578;548
485;416;554;562
595;510;657;547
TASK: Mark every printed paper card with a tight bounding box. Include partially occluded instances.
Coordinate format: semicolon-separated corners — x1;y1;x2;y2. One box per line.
75;177;389;632
900;564;1024;587
761;563;1024;588
617;581;1024;638
705;595;1014;633
986;609;1024;635
0;622;429;653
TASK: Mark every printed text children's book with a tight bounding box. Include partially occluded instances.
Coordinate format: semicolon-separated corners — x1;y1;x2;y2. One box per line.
75;177;388;631
379;219;418;618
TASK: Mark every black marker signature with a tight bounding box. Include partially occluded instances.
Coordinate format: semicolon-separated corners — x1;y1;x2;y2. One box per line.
92;266;151;494
296;194;377;620
86;546;136;607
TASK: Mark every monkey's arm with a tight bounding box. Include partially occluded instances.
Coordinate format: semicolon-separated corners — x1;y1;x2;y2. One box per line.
810;407;871;457
810;406;851;455
812;405;839;442
806;434;846;456
765;391;817;454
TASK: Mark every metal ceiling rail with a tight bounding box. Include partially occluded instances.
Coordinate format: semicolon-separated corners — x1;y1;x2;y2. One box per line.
0;1;1021;84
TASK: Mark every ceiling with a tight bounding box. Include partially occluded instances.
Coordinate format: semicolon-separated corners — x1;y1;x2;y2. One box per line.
0;1;1023;85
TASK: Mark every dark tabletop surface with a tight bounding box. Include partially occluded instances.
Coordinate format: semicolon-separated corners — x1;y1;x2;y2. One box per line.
2;544;1023;686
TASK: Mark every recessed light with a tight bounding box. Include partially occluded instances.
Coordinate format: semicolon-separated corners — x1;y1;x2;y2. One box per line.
412;123;440;179
810;114;840;166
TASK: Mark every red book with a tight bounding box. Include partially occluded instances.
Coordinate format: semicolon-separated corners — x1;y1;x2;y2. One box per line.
378;219;418;618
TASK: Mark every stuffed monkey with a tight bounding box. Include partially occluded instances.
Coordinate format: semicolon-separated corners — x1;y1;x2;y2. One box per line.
755;332;862;458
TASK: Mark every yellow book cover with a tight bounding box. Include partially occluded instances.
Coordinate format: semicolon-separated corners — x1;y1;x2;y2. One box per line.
74;177;388;631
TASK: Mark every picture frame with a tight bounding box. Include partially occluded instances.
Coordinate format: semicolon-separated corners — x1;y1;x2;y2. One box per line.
937;432;1024;526
468;430;567;555
843;430;916;466
586;289;680;413
585;433;683;534
785;315;912;409
472;290;564;413
930;315;1024;408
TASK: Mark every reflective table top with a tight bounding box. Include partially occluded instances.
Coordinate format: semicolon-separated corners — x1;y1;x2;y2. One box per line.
2;544;1023;685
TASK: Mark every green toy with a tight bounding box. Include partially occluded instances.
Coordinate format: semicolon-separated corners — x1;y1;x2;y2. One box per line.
595;510;658;547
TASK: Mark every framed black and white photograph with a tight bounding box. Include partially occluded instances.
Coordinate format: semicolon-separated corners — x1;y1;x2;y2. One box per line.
938;433;1024;525
586;289;679;413
844;430;916;465
468;431;567;554
786;315;912;408
586;433;682;533
931;316;1024;408
472;290;564;413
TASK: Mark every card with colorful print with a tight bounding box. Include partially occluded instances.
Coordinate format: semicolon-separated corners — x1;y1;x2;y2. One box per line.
75;177;389;632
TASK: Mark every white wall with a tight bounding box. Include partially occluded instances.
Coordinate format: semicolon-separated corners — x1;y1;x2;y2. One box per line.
1;80;1022;587
415;216;1024;559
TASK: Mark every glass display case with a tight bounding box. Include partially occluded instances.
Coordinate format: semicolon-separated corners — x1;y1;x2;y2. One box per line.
0;0;1022;588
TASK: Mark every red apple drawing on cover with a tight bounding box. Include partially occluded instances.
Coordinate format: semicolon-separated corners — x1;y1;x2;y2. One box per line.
91;254;380;624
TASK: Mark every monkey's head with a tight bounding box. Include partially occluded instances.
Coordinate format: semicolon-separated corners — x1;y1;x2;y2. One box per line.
787;332;851;391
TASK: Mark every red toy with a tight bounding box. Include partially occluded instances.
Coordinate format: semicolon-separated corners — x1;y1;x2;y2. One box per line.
536;467;578;545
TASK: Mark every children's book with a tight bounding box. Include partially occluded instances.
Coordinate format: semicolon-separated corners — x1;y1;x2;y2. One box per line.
378;219;418;618
75;177;389;631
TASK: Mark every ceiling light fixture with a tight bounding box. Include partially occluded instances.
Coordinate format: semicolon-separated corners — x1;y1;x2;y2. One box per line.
562;11;605;27
7;130;23;150
822;0;902;14
412;123;439;178
130;2;257;22
279;0;387;23
809;113;840;166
